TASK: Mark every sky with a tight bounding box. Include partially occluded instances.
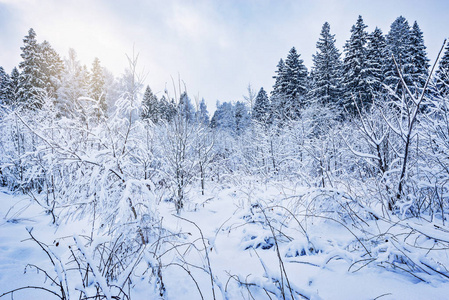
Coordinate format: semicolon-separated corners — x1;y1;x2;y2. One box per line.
1;0;449;110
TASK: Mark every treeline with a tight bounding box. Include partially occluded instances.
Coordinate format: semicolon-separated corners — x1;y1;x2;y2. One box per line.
0;29;111;114
211;15;449;130
1;16;449;130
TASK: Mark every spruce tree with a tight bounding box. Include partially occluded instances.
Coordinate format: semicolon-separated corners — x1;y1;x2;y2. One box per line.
196;98;210;125
141;85;159;123
272;59;286;97
0;67;10;106
157;95;169;122
7;67;20;106
435;42;449;96
252;87;270;123
89;57;106;114
283;47;308;116
158;95;176;122
366;27;387;96
210;101;235;131
40;40;64;97
271;48;308;122
310;22;343;106
178;91;195;122
342;15;370;113
384;16;414;94
18;28;46;109
409;21;430;92
283;47;308;99
58;48;89;115
234;101;250;135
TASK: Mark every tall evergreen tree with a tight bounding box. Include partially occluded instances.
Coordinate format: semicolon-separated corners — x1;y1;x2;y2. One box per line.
342;15;370;113
141;85;159;123
7;67;20;106
158;95;176;122
272;59;286;97
58;48;89;115
435;42;449;96
283;47;308;101
366;27;387;96
252;87;270;124
89;57;106;114
234;101;250;135
210;101;235;131
271;47;308;122
40;40;64;97
0;67;10;106
18;28;46;109
409;21;430;92
310;22;343;106
384;16;414;94
178;91;195;122
196;98;210;125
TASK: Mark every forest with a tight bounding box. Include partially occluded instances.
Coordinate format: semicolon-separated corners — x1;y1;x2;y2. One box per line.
1;14;449;299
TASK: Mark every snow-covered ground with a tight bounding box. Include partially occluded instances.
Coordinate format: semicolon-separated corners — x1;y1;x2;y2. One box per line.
1;182;448;300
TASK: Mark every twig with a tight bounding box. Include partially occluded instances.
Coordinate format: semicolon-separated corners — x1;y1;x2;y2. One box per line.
173;214;217;300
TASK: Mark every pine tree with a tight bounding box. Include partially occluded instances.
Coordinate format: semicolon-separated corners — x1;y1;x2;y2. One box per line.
210;101;235;131
271;48;308;122
158;95;169;121
89;57;106;114
366;27;387;96
158;95;176;122
234;101;250;135
196;98;210;125
178;91;195;122
18;28;46;109
141;85;159;123
384;16;414;94
7;67;20;106
342;15;370;113
252;87;270;124
40;40;64;97
272;59;286;97
310;22;343;106
435;42;449;96
409;21;430;92
283;47;308;114
0;67;10;106
58;48;89;115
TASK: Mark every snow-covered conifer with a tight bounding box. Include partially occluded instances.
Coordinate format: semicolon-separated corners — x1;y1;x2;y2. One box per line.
384;16;414;94
18;28;46;109
57;48;89;115
0;67;10;106
409;21;430;92
252;87;270;124
342;15;370;113
210;101;235;131
89;57;107;114
271;48;308;123
7;67;20;106
310;22;343;106
435;41;449;96
196;98;209;125
178;91;195;122
272;59;286;97
366;27;387;96
234;101;250;135
39;40;64;97
141;85;159;123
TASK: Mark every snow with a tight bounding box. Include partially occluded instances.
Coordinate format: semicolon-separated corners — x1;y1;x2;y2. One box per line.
1;182;449;300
